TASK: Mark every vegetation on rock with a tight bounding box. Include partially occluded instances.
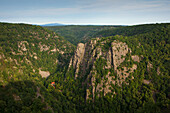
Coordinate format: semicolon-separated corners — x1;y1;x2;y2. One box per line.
0;22;169;113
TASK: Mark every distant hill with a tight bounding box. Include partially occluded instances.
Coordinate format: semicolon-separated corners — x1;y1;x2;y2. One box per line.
40;23;65;26
45;25;119;45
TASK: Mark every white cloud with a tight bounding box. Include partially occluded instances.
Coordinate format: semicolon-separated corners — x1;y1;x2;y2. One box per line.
121;0;170;12
0;0;169;24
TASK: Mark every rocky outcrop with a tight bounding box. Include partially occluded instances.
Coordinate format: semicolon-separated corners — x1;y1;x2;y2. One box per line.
68;38;141;101
157;67;160;75
147;62;153;72
39;43;50;52
18;41;28;52
131;55;140;62
11;41;29;55
111;40;130;70
39;69;50;78
68;43;85;78
51;48;57;52
34;56;38;59
143;79;151;84
24;57;32;65
0;53;5;59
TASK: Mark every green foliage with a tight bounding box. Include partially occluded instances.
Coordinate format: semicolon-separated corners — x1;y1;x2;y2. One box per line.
45;25;119;45
0;22;169;113
95;56;108;79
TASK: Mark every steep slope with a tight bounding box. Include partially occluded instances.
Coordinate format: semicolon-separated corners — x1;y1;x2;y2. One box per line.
67;23;170;112
0;23;74;83
0;23;75;112
68;37;140;100
0;23;169;113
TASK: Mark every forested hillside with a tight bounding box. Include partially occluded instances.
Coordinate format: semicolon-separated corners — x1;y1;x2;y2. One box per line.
94;23;170;37
0;23;169;113
64;23;170;113
0;23;76;113
45;25;119;45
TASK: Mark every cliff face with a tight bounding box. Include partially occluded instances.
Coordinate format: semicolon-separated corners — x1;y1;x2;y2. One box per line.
68;37;141;101
69;43;85;78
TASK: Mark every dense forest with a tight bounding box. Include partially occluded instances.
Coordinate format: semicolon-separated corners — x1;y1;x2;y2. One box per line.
0;22;169;113
45;25;120;45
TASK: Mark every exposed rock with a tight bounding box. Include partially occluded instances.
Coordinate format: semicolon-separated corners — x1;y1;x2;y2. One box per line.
111;40;130;70
138;43;141;46
68;58;73;68
13;94;21;101
106;49;112;69
56;48;65;54
31;43;35;46
8;57;13;62
91;74;96;102
0;53;5;59
10;42;28;55
34;56;38;59
29;53;33;57
54;36;58;38
24;57;32;65
96;47;102;59
69;43;85;78
137;43;141;48
96;72;115;96
55;59;58;64
147;62;153;72
51;48;57;52
39;43;50;52
33;52;37;55
18;41;28;51
157;67;160;75
39;69;50;78
86;89;91;101
13;66;17;69
4;59;8;62
68;39;139;101
131;55;140;62
143;79;151;84
117;64;137;83
48;34;50;37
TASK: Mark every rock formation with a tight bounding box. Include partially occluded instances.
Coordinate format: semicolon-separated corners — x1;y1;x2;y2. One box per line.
39;69;50;78
69;43;85;78
68;38;141;101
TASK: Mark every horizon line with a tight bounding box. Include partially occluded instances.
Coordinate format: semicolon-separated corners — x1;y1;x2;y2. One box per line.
0;21;170;26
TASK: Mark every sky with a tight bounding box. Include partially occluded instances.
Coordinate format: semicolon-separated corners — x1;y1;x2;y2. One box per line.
0;0;170;25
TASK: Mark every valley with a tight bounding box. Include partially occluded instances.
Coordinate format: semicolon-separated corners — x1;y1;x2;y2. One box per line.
0;22;169;113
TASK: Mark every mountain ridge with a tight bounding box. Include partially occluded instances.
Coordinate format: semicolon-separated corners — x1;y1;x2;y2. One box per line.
40;23;65;26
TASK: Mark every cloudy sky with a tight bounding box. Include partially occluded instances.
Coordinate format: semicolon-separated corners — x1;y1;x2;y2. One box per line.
0;0;169;25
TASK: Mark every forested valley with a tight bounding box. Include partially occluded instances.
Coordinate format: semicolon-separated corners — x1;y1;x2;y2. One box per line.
0;22;169;113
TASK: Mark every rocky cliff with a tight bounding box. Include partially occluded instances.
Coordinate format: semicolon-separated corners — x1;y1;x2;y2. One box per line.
68;37;141;101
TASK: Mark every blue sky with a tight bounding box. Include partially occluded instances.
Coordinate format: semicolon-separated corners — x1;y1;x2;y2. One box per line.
0;0;170;25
